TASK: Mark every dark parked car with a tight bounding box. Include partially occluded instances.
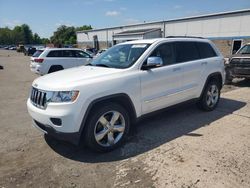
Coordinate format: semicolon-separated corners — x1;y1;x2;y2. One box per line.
84;48;97;55
24;47;36;56
9;46;17;50
4;45;15;50
226;43;250;83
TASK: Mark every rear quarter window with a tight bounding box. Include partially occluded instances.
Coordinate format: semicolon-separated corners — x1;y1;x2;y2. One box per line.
196;42;217;58
32;50;44;57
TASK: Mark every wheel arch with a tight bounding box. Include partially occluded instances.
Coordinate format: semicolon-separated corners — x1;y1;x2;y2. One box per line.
78;93;137;139
200;72;223;99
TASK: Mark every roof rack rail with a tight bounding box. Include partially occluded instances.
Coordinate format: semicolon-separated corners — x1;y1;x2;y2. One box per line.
166;36;204;39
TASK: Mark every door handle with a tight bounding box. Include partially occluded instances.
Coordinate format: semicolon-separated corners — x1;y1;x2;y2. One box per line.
201;62;207;65
173;67;181;72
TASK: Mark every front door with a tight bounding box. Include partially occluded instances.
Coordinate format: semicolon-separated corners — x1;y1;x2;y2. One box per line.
140;42;183;114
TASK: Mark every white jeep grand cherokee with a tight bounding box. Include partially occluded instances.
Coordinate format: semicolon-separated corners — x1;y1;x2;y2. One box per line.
30;48;93;75
27;37;225;152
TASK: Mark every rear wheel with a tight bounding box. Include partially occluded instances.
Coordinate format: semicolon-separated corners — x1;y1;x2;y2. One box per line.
197;80;220;111
48;66;63;73
83;103;130;152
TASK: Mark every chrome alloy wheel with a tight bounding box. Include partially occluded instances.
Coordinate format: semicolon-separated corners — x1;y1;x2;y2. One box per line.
206;84;219;108
94;111;126;147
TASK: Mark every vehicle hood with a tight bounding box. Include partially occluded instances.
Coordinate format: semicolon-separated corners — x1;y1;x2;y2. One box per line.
32;66;125;90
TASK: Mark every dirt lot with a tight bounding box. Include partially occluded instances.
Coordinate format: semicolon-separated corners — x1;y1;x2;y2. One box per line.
0;50;250;188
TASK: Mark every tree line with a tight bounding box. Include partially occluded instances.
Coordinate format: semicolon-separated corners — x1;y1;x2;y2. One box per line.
50;25;92;46
0;24;92;45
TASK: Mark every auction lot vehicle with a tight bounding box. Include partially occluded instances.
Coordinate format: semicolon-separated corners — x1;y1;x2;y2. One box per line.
24;46;36;56
16;45;25;53
226;43;250;82
30;48;93;75
27;37;225;152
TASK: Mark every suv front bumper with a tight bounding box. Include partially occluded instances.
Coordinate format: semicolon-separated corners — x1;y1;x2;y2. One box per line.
32;119;80;145
27;99;82;145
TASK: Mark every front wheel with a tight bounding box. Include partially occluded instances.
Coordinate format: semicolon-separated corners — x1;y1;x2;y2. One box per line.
197;80;221;111
83;103;130;152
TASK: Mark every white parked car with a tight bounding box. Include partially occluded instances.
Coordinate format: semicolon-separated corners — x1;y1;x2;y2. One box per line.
30;48;93;75
27;37;225;152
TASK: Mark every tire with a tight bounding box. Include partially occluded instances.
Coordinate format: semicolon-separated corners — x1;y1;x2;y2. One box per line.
48;66;63;73
225;78;233;85
197;80;221;111
225;67;233;84
83;103;130;152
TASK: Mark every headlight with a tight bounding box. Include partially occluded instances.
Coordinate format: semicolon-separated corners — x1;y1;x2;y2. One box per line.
224;58;230;65
47;91;79;103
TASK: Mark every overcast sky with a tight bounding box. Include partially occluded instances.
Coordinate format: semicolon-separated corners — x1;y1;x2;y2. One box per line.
0;0;250;38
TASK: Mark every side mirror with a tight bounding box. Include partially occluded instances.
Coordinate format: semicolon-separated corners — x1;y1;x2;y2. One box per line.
143;57;163;70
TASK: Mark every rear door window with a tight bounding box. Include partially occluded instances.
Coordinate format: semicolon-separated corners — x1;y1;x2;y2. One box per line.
175;42;200;63
62;50;75;57
47;50;63;57
196;42;217;58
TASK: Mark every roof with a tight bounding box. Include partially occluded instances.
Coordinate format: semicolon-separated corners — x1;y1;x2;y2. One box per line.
113;28;161;36
43;47;83;51
119;37;210;45
121;38;161;44
77;9;250;34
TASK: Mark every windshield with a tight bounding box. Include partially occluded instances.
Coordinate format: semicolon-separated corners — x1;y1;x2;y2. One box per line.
91;43;150;69
237;45;250;54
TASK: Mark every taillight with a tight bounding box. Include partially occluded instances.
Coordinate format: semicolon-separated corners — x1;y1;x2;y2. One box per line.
34;58;44;63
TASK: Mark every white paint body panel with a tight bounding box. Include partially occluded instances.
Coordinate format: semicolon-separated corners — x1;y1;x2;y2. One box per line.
27;38;225;135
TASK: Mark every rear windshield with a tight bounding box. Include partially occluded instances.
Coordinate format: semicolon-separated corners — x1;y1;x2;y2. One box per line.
32;50;44;57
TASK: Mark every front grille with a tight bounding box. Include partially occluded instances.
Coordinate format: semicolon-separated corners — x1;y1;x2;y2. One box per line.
230;58;250;67
30;87;47;109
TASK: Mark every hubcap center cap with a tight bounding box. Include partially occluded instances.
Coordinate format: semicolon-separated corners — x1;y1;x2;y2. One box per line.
107;123;113;131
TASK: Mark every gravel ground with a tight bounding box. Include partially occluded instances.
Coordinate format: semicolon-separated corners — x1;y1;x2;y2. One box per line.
0;50;250;188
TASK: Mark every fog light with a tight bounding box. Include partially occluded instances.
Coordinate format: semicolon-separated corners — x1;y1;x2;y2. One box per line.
50;118;62;126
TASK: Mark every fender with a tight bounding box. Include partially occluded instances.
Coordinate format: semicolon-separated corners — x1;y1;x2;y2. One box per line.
78;93;137;140
199;72;223;99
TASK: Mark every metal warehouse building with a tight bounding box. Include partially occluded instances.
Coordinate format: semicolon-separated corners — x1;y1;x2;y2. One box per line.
77;9;250;57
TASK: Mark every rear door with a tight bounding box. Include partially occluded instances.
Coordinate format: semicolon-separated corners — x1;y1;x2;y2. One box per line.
62;50;79;68
174;41;205;100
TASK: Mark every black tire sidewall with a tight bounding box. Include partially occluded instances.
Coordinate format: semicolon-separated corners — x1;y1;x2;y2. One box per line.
84;103;130;152
199;81;220;111
48;66;63;73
